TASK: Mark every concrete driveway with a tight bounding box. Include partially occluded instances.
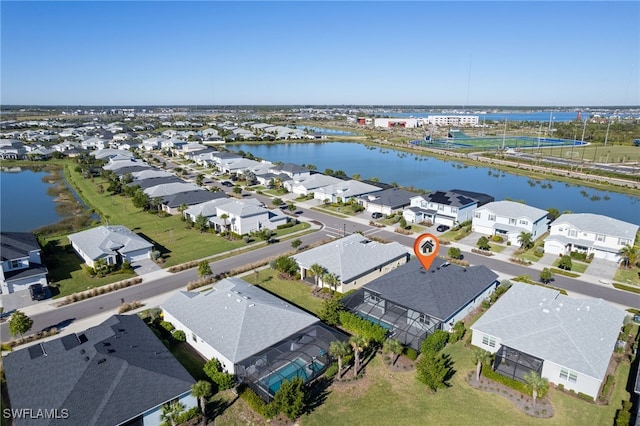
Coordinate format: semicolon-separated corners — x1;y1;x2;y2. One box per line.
585;258;620;283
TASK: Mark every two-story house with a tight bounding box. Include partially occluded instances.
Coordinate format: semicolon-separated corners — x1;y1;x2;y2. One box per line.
472;200;549;244
0;232;48;295
544;213;638;262
403;190;479;226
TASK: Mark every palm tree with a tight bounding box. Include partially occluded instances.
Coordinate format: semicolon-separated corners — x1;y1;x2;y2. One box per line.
349;335;369;377
472;348;492;382
618;244;639;269
160;401;185;426
517;231;533;250
191;380;212;422
220;213;229;238
523;371;548;409
329;340;352;379
322;272;340;293
308;263;327;287
382;339;404;366
177;203;188;220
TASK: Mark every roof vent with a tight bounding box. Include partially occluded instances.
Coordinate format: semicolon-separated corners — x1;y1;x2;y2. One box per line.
84;356;90;362
97;358;107;365
249;303;255;307
542;309;549;313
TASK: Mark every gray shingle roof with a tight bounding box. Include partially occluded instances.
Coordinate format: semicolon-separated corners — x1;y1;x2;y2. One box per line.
68;225;153;261
0;232;40;260
358;187;418;209
127;175;184;190
552;213;638;240
471;283;625;379
364;258;498;321
3;315;195;426
292;234;409;283
477;200;548;220
161;278;319;364
162;190;226;208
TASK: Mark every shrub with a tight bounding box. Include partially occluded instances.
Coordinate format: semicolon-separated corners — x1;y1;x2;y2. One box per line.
404;347;419;361
450;321;466;342
238;385;275;419
338;311;388;344
577;392;594;402
558;255;573;271
421;330;449;354
172;330;186;342
491;235;504;243
482;367;530;395
160;321;175;332
324;363;339;379
570;251;587;262
447;247;462;260
276;221;295;230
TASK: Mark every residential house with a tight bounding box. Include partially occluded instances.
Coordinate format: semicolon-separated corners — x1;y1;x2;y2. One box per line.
183;197;233;222
282;173;343;196
220;158;263;175
211;198;288;235
357;187;418;216
268;163;310;180
161;277;347;401
313;180;382;204
68;225;153;269
403;190;479;226
130;169;173;180
161;190;227;215
144;182;200;198
292;234;410;293
342;258;499;350
544;213;639;262
472;200;549;244
0;232;48;295
0;140;26;159
3;315;196;426
471;282;625;399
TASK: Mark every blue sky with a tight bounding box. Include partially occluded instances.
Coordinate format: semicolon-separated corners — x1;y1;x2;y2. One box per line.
2;1;638;106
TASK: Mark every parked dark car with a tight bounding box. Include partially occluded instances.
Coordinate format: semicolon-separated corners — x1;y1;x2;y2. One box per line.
371;212;383;219
436;224;450;232
221;181;234;187
29;284;47;301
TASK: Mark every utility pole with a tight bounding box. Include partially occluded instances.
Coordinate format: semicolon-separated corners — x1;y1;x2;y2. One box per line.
604;120;611;147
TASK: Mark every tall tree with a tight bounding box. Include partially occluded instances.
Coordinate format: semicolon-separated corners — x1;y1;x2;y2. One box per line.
517;232;533;250
160;401;185;426
8;310;33;338
322;272;340;293
523;371;549;409
382;339;404;366
308;263;327;287
349;335;368;377
618;244;638;269
219;214;229;237
191;380;212;422
329;340;352;379
416;352;451;392
472;348;492;381
195;213;209;233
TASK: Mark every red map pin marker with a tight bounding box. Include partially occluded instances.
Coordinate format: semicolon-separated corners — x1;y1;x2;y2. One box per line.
413;233;440;270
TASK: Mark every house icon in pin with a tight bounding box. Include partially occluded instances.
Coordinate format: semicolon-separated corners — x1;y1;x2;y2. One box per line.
420;239;435;255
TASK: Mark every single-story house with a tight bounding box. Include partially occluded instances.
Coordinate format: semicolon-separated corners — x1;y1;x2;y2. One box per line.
68;225;153;268
403;190;479;226
472;200;549;244
2;315;197;426
356;187;418;216
0;232;48;295
292;234;410;293
342;258;499;350
471;282;625;400
544;213;639;262
144;182;200;198
212;198;288;235
127;175;185;190
283;173;344;196
313;180;382;203
130;169;173;180
161;277;347;401
161;190;227;215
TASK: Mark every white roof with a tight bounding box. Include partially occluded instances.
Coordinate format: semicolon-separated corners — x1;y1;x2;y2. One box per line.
553;213;638;240
292;234;409;283
161;278;319;363
476;200;548;221
184;197;232;218
68;225;153;260
144;182;200;197
289;174;344;190
216;198;266;218
471;283;625;380
314;180;382;198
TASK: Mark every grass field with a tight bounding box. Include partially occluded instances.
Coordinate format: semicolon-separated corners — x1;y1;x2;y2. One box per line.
535;144;640;163
413;136;585;150
244;269;324;316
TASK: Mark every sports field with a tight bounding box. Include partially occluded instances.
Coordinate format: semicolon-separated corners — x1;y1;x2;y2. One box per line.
410;136;584;150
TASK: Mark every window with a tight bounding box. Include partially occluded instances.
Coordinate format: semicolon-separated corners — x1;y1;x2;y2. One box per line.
488;214;496;221
10;260;20;269
509;218;517;225
519;220;528;225
569;229;577;237
437;204;444;211
192;333;197;343
451;207;457;214
560;368;578;383
417;314;430;325
474;212;481;219
596;234;605;242
482;335;496;348
619;238;630;245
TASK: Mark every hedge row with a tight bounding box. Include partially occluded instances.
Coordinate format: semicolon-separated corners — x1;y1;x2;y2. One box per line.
6;327;59;348
338;311;387;344
482;367;530;396
61;278;143;306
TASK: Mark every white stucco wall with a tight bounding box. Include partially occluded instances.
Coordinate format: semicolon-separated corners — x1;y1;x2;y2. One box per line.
141;391;197;426
541;360;602;400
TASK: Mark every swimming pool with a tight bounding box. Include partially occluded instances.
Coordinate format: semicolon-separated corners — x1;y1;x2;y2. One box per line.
356;312;394;330
260;357;324;394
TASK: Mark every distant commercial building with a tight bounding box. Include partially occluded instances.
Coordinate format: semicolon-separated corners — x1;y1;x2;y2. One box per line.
426;115;479;127
374;118;423;128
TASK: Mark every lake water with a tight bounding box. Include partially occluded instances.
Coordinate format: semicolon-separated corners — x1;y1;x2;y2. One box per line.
295;125;359;136
0;170;65;232
230;142;640;226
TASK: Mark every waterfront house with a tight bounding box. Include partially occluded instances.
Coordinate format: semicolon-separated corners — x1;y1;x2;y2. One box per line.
210;198;288;235
342;258;499;350
161;277;347;401
472;200;549;244
160;189;227;215
3;315;197;426
68;225;153;269
470;282;625;400
0;232;48;295
292;234;410;293
544;213;639;262
403;190;479;226
282;173;344;196
313;180;382;204
357;187;418;216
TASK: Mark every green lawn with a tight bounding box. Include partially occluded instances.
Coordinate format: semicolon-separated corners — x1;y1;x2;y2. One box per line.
43;238;136;298
489;243;506;254
552;258;589;274
614;267;640;285
170;342;208;382
244;269;324;316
